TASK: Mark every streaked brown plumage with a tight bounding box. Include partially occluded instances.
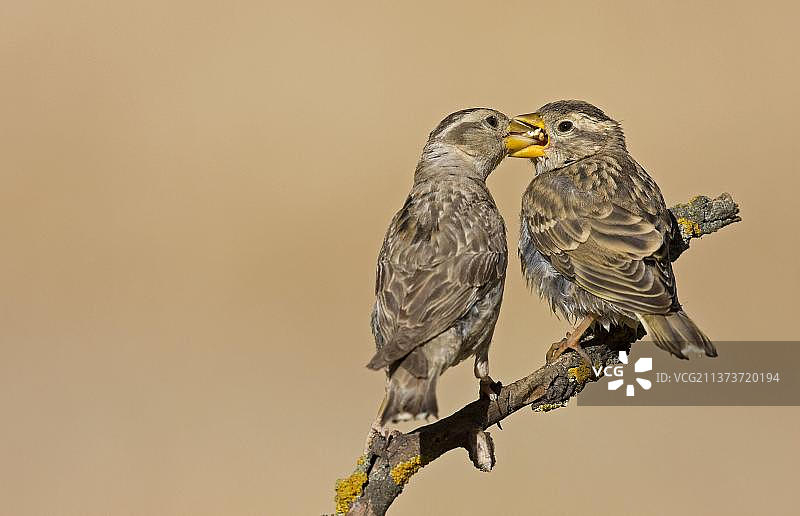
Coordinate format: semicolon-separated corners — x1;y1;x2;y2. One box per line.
505;100;716;360
367;108;509;425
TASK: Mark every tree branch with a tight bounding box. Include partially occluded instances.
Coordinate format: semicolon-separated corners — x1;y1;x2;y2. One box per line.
334;193;741;516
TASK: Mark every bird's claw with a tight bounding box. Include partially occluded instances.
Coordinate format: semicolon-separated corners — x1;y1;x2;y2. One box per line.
363;420;390;455
546;338;593;369
546;338;572;364
370;420;388;438
479;376;504;429
479;376;502;401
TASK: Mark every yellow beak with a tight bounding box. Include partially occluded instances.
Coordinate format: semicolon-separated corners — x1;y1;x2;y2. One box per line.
504;113;548;158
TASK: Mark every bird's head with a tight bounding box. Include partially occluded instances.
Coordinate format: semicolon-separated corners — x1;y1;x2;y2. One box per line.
418;108;510;180
504;100;625;172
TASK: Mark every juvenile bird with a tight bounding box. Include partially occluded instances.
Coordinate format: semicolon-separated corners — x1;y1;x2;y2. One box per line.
505;100;716;361
367;108;509;425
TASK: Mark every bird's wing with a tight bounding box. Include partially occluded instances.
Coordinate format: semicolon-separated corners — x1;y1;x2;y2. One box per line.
369;187;506;372
522;158;677;314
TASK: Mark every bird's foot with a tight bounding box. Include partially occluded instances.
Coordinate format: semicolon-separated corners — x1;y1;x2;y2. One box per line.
546;338;593;368
546;315;597;368
546;338;567;364
370;420;388;437
479;376;504;430
479;375;502;401
363;420;389;455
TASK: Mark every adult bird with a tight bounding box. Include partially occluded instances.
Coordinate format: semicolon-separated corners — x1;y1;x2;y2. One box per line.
367;108;509;426
504;100;716;362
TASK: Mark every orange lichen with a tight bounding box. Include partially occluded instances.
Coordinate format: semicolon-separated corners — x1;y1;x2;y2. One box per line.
390;456;422;486
677;217;702;237
568;364;592;384
335;471;368;514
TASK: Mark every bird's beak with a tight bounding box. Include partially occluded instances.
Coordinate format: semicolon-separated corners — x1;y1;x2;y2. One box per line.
504;113;549;158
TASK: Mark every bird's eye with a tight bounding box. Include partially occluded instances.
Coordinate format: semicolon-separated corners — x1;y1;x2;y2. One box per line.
484;115;499;128
557;120;574;133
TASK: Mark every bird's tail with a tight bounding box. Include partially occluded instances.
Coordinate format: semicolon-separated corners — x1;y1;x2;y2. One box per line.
379;363;439;426
638;310;717;359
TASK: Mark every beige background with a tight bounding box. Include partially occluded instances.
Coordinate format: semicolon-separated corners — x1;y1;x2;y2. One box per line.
1;1;798;514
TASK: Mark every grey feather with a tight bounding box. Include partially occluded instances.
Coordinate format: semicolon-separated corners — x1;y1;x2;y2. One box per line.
368;108;510;424
517;101;716;359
